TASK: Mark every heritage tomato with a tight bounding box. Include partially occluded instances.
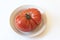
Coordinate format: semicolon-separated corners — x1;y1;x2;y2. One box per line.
15;8;42;32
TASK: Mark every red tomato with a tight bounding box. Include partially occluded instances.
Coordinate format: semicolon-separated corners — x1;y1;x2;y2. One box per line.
15;8;42;32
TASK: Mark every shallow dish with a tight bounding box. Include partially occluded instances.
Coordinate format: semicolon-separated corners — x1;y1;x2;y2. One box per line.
10;5;46;37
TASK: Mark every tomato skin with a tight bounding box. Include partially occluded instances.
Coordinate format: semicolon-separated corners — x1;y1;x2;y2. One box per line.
15;8;42;32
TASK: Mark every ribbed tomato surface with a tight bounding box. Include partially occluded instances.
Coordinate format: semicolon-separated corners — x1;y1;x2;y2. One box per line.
15;8;42;32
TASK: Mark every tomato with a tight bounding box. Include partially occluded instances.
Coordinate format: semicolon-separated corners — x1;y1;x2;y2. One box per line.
15;8;42;32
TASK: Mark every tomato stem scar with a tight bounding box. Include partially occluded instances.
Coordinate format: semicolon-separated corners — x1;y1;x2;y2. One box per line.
25;14;31;19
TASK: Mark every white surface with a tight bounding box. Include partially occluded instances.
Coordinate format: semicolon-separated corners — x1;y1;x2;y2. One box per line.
0;0;60;40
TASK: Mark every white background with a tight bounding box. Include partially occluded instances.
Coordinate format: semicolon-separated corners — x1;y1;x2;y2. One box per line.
0;0;60;40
